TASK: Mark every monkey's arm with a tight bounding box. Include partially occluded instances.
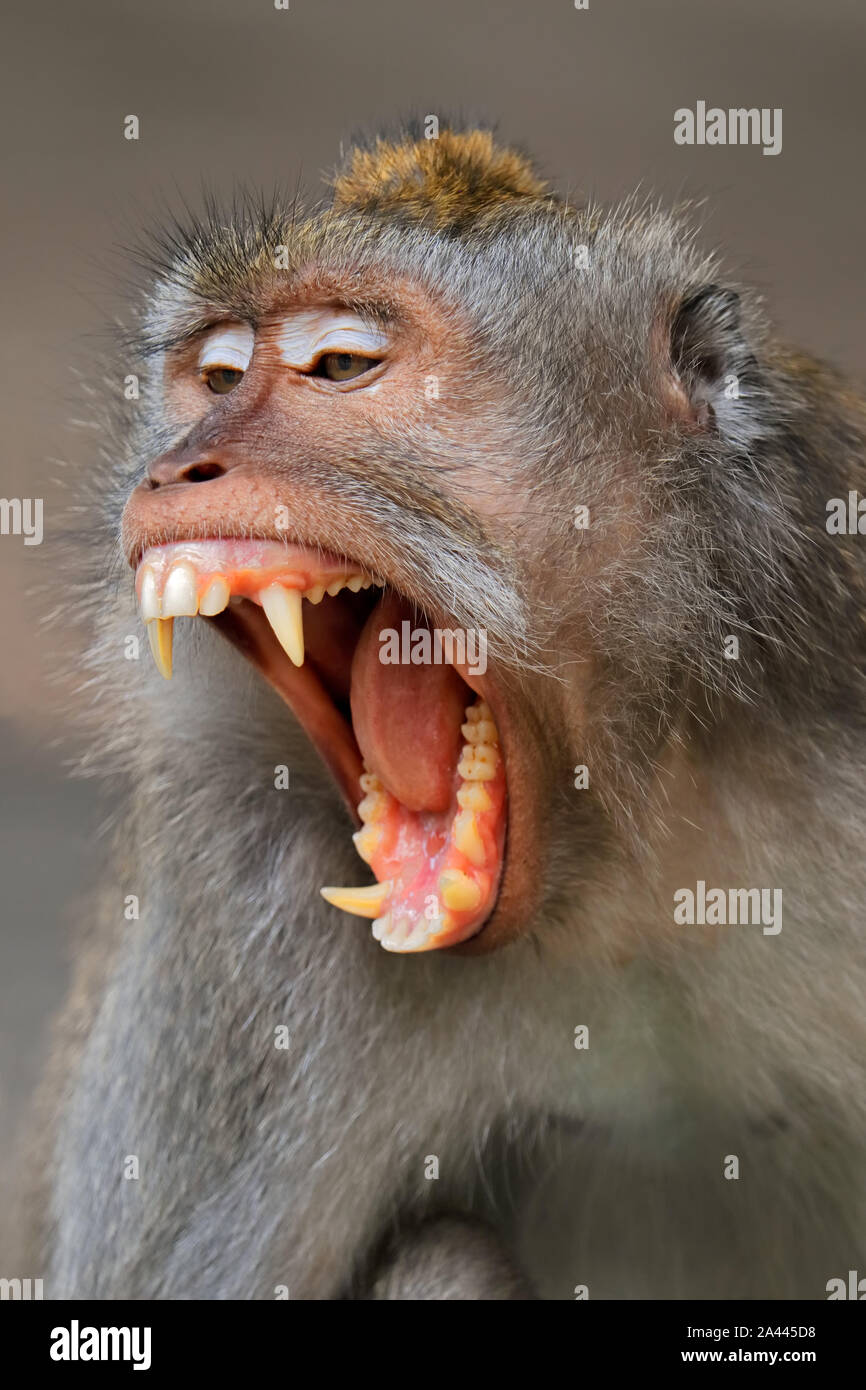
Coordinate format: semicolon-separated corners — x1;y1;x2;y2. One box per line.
364;1216;534;1300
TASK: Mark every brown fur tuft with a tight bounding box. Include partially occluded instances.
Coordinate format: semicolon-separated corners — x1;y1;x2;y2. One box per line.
331;128;551;227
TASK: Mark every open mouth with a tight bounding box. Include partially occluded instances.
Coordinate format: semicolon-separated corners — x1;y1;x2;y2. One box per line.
134;538;507;953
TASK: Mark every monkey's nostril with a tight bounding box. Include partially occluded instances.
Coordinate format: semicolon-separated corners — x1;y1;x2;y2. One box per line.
180;461;227;484
147;453;232;487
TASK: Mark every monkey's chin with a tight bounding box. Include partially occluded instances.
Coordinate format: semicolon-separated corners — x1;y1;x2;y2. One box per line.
132;539;510;954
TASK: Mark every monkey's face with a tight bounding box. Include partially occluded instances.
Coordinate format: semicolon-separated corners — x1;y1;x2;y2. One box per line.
121;252;561;956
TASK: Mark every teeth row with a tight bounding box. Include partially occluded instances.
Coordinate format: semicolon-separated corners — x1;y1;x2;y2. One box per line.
372;914;432;951
324;862;484;951
139;561;372;620
325;703;500;952
139;563;373;679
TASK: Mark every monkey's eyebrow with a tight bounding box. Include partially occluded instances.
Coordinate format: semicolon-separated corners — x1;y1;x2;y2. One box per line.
198;323;256;371
271;309;391;368
138;297;401;361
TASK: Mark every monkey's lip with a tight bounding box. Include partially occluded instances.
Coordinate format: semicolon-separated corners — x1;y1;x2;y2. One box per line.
132;538;511;954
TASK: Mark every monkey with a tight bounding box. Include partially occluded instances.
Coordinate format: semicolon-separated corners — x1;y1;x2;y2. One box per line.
21;122;866;1299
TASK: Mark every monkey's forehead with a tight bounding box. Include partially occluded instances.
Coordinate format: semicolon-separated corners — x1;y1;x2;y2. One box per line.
135;125;718;358
136;199;572;349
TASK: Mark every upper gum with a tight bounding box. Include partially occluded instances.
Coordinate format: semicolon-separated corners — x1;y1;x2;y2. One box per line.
135;540;369;601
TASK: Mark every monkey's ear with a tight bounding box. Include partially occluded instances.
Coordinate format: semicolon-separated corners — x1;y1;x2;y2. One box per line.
667;284;760;442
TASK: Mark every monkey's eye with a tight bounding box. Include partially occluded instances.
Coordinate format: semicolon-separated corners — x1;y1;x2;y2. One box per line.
203;366;244;395
313;352;380;383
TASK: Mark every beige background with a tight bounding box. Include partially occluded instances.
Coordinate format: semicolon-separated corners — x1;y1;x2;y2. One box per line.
1;0;864;1199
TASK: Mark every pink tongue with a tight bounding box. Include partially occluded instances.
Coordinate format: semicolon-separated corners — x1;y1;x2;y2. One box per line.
350;592;466;813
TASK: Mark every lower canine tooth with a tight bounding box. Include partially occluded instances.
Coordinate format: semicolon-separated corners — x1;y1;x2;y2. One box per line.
453;810;486;866
162;561;199;617
199;576;231;616
439;869;482;912
260;584;304;666
320;880;392;919
146;618;174;680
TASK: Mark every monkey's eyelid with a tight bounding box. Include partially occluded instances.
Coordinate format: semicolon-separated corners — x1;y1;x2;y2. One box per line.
197;323;255;372
273;310;390;369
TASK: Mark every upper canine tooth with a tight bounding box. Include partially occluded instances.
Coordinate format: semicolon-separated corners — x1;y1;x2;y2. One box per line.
146;617;174;680
139;566;160;621
162;561;199;617
199;576;231;616
305;584;325;604
260;584;304;666
319;880;393;919
326;578;346;597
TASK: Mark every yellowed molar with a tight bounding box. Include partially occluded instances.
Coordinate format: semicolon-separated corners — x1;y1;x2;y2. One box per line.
456;782;492;813
461;718;498;746
457;744;498;781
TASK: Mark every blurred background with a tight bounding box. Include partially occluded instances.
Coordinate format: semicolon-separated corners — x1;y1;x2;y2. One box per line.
1;0;864;1219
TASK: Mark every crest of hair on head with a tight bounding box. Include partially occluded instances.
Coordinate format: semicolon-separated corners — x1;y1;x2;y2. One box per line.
330;127;553;229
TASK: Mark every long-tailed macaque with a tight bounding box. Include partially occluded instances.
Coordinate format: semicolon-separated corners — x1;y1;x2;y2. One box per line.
28;124;866;1298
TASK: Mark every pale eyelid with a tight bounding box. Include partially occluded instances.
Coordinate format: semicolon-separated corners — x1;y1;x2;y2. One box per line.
198;323;255;373
273;309;390;369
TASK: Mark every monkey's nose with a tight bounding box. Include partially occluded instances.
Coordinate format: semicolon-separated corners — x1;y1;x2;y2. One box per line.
147;453;229;487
